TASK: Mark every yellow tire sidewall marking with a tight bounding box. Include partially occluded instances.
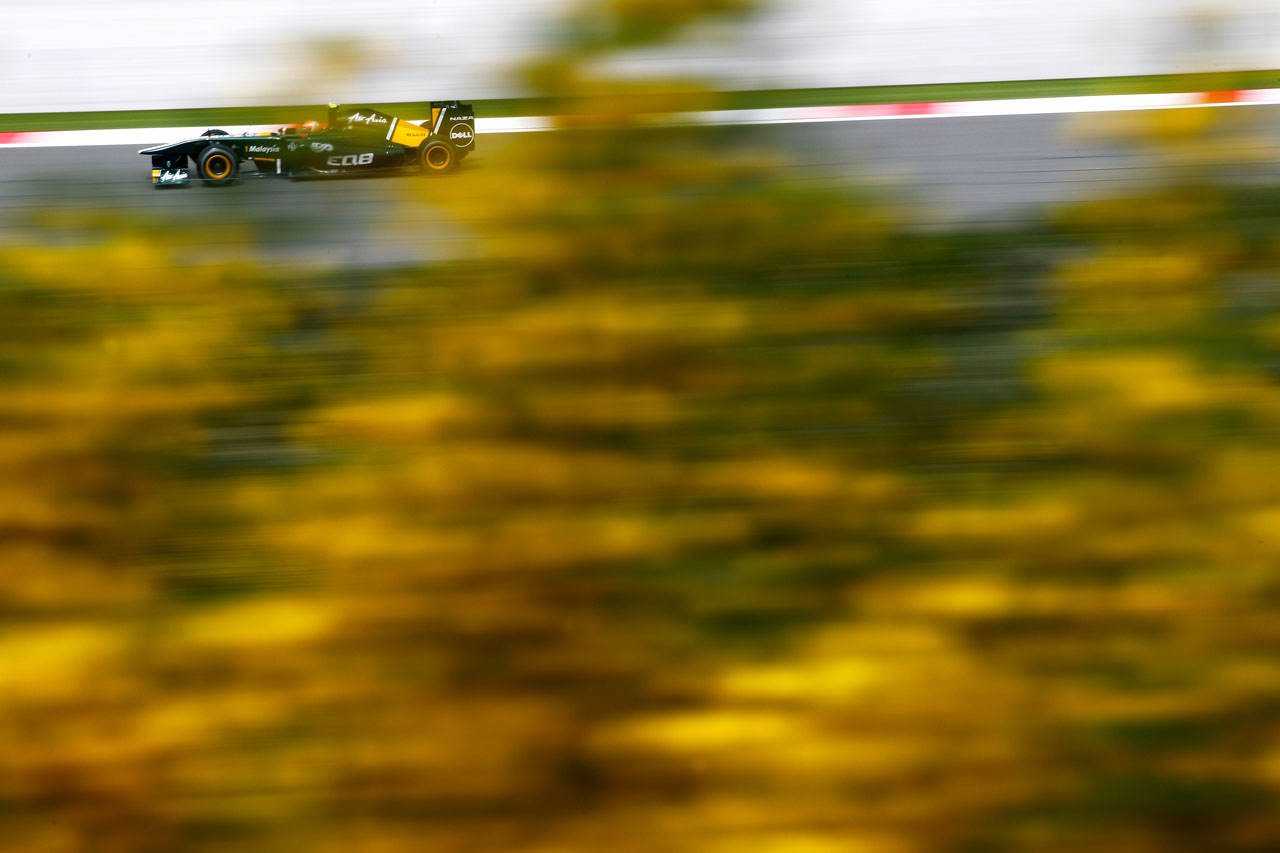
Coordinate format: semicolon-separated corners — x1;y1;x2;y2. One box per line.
206;153;231;179
425;145;451;170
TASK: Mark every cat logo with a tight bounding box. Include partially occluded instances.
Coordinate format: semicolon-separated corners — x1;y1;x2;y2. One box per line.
327;153;375;166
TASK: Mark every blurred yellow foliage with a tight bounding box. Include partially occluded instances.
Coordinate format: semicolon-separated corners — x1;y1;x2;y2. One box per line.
8;4;1280;852
173;597;335;650
0;624;128;699
1038;352;1217;412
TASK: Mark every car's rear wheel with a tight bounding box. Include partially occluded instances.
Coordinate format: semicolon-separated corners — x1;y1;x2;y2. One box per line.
198;145;238;186
419;141;457;174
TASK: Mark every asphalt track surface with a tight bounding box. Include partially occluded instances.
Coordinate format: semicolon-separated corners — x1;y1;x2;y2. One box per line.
0;139;478;269
2;113;1277;267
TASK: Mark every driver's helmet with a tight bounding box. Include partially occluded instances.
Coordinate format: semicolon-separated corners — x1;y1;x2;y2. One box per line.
301;120;325;134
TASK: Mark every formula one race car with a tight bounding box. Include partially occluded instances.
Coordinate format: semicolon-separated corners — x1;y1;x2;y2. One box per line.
139;102;475;186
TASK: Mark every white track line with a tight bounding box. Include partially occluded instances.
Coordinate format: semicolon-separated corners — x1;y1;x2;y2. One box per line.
2;88;1279;148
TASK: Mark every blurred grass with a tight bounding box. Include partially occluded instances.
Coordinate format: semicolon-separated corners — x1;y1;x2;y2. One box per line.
3;67;1280;132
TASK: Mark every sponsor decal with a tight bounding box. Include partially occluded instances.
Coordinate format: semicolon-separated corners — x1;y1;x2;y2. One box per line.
310;142;335;152
327;153;375;166
247;144;279;154
156;169;188;184
346;112;388;126
449;123;474;146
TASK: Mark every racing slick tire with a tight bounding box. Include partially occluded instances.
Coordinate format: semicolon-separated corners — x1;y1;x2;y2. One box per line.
419;140;458;175
198;145;239;186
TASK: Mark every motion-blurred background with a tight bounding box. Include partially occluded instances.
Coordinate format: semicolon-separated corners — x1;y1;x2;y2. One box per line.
7;0;1280;111
7;2;1280;852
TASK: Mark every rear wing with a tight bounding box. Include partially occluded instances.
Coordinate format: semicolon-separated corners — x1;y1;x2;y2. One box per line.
327;102;475;152
428;101;475;152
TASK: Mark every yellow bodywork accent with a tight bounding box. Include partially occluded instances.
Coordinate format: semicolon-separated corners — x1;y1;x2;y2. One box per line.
151;169;160;183
390;120;431;147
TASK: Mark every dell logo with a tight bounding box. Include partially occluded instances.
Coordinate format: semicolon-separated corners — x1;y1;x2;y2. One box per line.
449;124;474;146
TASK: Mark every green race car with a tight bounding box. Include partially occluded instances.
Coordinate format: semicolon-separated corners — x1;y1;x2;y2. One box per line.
139;101;474;186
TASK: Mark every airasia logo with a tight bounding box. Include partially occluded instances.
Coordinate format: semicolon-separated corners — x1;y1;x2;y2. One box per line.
449;123;474;147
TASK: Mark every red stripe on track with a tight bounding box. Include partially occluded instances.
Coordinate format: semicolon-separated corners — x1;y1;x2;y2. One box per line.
1202;90;1243;104
799;102;937;120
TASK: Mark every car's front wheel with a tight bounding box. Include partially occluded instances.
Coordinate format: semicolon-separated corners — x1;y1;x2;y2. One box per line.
419;141;458;175
198;145;239;186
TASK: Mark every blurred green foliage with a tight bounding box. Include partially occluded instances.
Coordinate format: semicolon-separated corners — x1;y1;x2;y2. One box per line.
7;1;1280;851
